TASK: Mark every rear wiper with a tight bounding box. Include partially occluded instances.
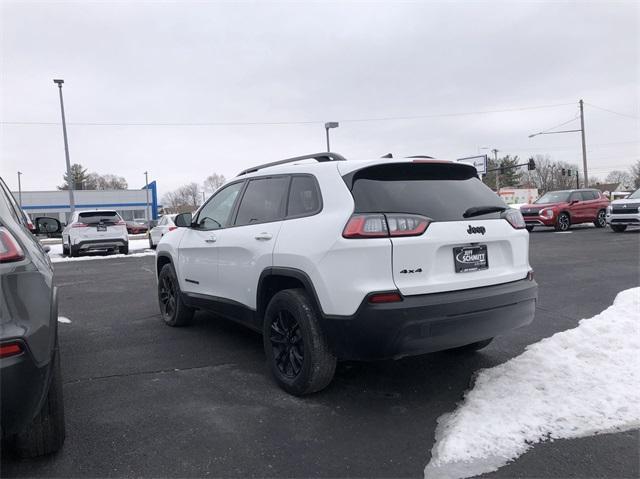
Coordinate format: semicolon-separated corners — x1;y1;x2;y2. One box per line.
463;205;507;218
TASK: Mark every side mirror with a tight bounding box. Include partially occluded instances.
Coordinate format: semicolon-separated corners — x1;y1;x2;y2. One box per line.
35;217;62;235
174;213;193;228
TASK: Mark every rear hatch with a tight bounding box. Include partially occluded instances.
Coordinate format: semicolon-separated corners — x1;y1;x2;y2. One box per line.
344;161;530;296
76;211;126;240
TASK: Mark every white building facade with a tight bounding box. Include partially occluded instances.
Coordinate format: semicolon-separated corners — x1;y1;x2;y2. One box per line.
13;181;159;224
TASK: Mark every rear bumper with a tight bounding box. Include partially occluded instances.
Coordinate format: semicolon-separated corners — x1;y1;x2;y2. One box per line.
321;278;538;360
76;238;127;250
0;341;52;436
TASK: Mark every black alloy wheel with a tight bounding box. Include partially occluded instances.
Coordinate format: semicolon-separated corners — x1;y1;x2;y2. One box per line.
159;273;177;320
269;310;304;378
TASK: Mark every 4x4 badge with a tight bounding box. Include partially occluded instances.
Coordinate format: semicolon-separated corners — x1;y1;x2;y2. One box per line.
467;225;486;235
400;268;422;274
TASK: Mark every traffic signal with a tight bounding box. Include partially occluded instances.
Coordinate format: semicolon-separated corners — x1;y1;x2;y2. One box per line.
527;158;536;170
567;169;572;176
561;168;566;176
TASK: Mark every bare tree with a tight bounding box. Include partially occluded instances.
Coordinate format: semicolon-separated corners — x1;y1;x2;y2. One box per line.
86;173;128;190
162;182;201;209
630;160;640;189
203;173;226;195
605;170;633;189
520;155;580;193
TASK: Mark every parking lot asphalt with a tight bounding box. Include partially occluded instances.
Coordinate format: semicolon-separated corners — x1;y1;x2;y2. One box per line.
2;226;639;478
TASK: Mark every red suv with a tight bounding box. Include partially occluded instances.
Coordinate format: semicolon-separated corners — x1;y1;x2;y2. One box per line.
520;189;609;232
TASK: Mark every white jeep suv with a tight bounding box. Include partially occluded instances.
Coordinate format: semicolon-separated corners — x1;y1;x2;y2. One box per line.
155;153;537;395
62;210;129;257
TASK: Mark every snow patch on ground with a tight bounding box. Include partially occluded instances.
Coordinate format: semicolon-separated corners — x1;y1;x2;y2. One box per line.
424;287;640;479
48;239;153;263
57;316;72;324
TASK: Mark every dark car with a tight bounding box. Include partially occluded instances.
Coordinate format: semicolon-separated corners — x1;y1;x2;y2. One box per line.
520;189;609;232
125;220;148;235
0;176;66;457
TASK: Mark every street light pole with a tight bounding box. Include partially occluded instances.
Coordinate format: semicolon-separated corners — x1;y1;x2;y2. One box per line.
144;171;150;229
324;122;339;152
53;79;75;217
17;171;22;207
579;99;588;187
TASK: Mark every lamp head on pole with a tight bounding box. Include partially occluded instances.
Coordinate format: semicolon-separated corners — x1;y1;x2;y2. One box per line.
53;79;64;86
324;122;339;130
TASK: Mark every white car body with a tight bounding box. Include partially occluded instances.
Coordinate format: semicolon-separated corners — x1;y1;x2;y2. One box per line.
149;214;177;248
62;210;128;256
157;154;535;336
606;189;640;230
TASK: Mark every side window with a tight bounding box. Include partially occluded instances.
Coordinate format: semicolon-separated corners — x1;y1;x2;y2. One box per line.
195;182;244;230
287;175;321;217
158;217;167;226
569;192;581;202
235;177;289;226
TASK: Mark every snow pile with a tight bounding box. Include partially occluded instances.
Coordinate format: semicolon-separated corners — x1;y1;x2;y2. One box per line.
424;287;640;479
48;238;153;263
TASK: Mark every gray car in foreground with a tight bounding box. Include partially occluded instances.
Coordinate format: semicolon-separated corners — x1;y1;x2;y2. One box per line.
0;176;65;457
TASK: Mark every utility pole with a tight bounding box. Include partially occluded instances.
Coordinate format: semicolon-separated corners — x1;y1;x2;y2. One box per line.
17;171;22;207
492;149;500;193
579;99;588;187
53;79;75;217
144;171;150;229
202;191;206;204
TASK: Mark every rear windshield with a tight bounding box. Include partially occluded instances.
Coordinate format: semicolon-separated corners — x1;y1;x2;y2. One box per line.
346;163;506;221
78;211;121;224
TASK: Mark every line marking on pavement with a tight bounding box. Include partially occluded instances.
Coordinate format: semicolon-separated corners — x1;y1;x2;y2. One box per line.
58;316;72;324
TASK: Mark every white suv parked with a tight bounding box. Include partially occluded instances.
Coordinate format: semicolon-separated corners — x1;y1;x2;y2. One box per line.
155;153;537;395
62;210;129;257
606;188;640;232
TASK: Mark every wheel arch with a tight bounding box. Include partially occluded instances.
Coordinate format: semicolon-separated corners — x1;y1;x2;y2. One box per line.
257;267;324;321
156;252;173;277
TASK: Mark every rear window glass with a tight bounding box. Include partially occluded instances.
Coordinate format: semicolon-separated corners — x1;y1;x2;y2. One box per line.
78;212;121;224
347;163;506;221
287;176;321;217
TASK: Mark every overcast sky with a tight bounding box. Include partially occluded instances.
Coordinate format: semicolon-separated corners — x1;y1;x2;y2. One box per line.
1;0;638;198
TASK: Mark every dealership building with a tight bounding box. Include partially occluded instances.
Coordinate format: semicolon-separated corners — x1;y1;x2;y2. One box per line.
13;181;159;224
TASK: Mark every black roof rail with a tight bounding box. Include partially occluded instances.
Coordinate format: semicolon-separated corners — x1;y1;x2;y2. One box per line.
237;152;347;176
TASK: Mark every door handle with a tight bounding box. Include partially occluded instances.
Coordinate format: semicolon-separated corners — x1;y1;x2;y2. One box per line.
255;232;272;241
205;235;217;243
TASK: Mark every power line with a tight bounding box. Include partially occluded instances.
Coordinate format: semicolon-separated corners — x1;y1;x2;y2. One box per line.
584;102;640;121
0;102;576;127
532;115;580;136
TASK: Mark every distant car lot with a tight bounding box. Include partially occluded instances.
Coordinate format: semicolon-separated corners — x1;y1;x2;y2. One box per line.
1;226;638;478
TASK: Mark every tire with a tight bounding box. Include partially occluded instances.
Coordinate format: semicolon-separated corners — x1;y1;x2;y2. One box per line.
120;243;129;255
69;245;79;258
554;212;571;231
450;337;493;353
263;289;336;396
611;224;627;233
158;263;194;327
525;225;534;232
12;348;66;457
594;209;607;228
62;244;69;256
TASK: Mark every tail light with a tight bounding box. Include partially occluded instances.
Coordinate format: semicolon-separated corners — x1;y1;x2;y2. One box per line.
116;220;126;226
168;226;177;232
0;342;23;359
71;222;88;228
0;227;25;263
503;209;526;230
343;214;430;239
